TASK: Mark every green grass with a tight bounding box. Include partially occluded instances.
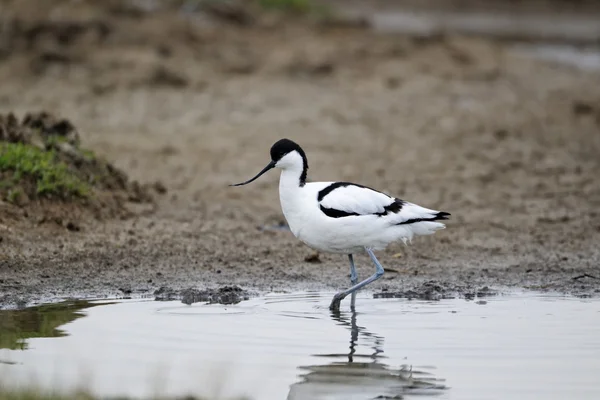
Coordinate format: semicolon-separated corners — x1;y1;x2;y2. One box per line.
6;188;21;204
0;388;250;400
0;389;93;400
79;149;96;161
0;142;89;199
259;0;311;13
257;0;331;16
44;135;69;147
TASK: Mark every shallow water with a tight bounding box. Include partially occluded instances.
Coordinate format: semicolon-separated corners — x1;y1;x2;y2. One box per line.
369;11;600;43
367;10;600;72
511;44;600;71
1;292;600;400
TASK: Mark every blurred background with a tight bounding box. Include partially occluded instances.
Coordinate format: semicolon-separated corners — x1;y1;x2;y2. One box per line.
1;1;600;399
0;0;599;308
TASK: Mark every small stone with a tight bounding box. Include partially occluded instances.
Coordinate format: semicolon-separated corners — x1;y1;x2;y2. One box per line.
304;252;321;263
66;221;80;231
153;181;167;194
572;101;594;115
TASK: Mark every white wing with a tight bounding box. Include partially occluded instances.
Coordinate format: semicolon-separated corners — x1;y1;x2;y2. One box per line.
317;182;450;224
318;182;398;217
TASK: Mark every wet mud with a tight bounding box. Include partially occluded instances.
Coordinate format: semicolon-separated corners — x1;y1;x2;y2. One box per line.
154;285;251;305
374;281;498;301
1;0;600;309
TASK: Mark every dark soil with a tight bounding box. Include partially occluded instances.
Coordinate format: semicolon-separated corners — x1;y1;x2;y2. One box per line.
1;0;600;309
374;281;498;301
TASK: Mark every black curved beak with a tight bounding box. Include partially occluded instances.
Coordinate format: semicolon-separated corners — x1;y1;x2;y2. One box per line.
230;160;276;186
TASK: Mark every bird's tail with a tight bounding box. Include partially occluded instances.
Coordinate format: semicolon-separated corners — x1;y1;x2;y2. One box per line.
396;203;451;237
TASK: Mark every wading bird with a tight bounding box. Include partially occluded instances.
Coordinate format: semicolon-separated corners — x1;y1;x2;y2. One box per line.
231;139;450;310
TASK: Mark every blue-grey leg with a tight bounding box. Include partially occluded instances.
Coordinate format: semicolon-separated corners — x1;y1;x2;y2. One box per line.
330;248;385;311
349;254;358;310
349;254;358;285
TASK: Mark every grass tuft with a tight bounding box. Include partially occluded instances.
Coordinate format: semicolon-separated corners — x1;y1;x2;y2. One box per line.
0;142;89;200
0;388;251;400
257;0;331;16
259;0;311;13
0;389;94;400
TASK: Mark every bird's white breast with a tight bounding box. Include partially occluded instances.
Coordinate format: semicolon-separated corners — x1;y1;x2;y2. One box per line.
278;174;329;245
278;179;361;253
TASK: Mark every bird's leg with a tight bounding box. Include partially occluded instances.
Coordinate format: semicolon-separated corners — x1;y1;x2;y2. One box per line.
330;248;385;311
349;254;358;310
349;254;358;285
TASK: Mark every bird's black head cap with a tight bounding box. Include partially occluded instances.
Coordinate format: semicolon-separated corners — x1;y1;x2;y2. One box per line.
270;138;308;186
230;138;309;187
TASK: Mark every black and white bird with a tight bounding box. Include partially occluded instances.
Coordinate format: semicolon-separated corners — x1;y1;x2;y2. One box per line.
231;139;450;310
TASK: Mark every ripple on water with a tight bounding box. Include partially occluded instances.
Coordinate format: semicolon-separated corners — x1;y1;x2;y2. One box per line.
1;292;599;400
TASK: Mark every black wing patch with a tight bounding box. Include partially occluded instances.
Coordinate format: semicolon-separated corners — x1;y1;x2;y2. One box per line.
377;200;403;216
396;211;451;225
317;182;363;202
319;206;359;218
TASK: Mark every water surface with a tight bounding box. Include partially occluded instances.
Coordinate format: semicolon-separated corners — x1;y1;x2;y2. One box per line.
1;292;599;400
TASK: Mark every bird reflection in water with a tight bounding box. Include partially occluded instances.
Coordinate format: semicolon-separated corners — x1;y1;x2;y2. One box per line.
287;293;447;400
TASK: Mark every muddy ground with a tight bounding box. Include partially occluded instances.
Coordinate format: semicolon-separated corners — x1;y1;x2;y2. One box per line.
1;0;600;309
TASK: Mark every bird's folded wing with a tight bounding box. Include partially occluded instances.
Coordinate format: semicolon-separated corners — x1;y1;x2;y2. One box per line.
317;182;448;224
318;183;399;217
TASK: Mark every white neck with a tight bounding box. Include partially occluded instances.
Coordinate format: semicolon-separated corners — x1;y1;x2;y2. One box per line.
279;166;304;192
275;151;307;188
278;167;306;237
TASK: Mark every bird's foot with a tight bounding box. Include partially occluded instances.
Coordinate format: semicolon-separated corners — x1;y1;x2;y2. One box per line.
329;292;347;311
